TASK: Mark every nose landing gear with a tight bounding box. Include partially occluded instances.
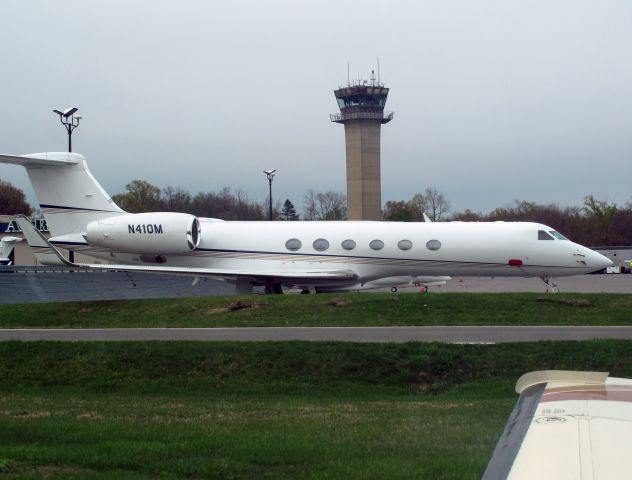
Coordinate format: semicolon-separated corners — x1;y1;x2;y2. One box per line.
540;274;559;293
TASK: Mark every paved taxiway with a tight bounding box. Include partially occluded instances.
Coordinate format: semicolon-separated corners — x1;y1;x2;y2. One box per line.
2;326;632;343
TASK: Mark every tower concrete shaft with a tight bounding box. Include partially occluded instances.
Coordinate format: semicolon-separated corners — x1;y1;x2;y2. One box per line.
331;82;393;221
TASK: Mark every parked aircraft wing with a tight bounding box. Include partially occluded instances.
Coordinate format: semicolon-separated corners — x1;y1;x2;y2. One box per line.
16;215;357;285
483;370;632;479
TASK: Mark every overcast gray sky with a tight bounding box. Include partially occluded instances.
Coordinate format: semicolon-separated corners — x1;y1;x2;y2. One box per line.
1;0;631;214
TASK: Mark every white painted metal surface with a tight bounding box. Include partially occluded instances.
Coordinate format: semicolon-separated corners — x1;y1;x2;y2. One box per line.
0;152;612;289
486;371;632;480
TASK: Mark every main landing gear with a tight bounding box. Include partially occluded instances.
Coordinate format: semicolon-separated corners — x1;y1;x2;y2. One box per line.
264;280;284;294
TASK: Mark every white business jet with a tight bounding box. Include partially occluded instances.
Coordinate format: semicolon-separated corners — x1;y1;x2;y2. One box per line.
0;152;611;293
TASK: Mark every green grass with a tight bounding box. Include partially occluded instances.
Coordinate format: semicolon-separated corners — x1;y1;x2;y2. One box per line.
1;340;632;479
1;292;632;328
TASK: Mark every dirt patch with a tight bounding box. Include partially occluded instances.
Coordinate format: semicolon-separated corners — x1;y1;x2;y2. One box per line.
78;307;92;313
29;464;93;476
228;300;252;311
205;301;270;315
13;410;51;419
327;298;352;307
76;412;104;420
536;297;593;307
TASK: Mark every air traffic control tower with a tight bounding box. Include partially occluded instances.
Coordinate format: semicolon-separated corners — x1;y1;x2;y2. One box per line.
331;73;393;220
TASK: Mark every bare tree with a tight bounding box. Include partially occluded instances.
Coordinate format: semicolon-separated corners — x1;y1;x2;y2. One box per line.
583;195;619;245
0;180;32;215
450;209;483;221
302;189;318;221
161;186;192;212
191;187;264;220
315;191;347;220
424;187;451;221
408;193;428;221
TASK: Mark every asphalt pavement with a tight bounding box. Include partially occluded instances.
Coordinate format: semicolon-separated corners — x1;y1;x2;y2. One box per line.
2;326;632;343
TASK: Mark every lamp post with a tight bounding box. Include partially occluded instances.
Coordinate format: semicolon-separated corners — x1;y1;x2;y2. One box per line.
263;169;276;221
52;107;81;152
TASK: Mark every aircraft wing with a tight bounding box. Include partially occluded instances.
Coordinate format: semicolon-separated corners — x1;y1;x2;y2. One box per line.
16;215;357;285
483;370;632;479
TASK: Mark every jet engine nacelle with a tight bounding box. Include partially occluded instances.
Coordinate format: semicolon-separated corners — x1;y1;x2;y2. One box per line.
86;212;201;254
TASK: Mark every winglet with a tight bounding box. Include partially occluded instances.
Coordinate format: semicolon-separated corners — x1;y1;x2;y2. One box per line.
423;213;432;222
14;215;76;267
0;236;22;265
515;370;609;394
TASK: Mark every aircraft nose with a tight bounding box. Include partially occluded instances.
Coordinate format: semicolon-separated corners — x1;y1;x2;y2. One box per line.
584;248;613;272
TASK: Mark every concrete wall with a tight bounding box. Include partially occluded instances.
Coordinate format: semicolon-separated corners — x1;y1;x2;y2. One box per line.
344;119;382;220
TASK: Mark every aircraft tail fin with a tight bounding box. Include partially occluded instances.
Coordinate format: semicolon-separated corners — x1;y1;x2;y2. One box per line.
0;152;126;237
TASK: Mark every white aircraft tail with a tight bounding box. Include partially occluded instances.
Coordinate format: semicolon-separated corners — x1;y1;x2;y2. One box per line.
0;152;125;236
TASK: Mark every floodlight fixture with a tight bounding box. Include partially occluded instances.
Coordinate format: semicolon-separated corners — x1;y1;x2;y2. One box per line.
52;107;78;118
263;169;277;221
52;107;81;152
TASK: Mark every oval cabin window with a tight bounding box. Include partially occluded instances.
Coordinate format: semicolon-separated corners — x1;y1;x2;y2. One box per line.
312;238;330;252
426;239;441;251
285;238;302;251
398;240;413;251
341;239;356;250
369;239;384;251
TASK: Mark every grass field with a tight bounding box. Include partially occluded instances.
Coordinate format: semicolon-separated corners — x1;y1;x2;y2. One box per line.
1;292;632;328
2;340;632;479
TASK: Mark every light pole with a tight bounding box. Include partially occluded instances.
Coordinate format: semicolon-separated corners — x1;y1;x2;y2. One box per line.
52;107;81;152
263;169;276;221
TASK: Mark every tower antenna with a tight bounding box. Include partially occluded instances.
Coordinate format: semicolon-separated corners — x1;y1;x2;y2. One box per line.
377;57;381;85
347;61;350;86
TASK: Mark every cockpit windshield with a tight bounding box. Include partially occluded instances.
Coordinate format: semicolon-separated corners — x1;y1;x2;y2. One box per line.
538;230;568;240
549;231;568;240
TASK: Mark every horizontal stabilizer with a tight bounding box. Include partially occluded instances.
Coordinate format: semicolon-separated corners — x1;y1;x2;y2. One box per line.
0;152;81;167
15;216;65;265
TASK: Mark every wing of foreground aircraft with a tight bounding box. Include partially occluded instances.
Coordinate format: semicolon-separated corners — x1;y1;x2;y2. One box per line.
483;370;632;479
15;216;357;286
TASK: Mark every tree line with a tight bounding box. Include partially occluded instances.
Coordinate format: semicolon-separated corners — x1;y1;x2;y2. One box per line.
1;177;629;246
